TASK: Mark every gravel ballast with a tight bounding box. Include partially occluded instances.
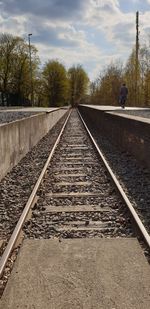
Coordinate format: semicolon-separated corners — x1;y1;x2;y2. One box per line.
84;114;150;237
0;108;149;297
0;111;40;124
0;112;69;240
23;110;134;240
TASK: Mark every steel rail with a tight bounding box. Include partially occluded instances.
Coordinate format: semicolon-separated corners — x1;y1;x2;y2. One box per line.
78;110;150;248
0;109;72;278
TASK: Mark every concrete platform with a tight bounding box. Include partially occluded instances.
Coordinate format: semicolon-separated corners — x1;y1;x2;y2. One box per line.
83;104;150;111
0;107;68;181
82;105;150;120
79;105;150;170
1;239;150;309
0;107;69;113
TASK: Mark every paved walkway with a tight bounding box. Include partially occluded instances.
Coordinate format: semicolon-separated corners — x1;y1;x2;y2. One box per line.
1;238;150;308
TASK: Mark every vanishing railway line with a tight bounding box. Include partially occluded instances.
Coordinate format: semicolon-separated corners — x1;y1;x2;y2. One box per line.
23;110;134;239
0;108;150;296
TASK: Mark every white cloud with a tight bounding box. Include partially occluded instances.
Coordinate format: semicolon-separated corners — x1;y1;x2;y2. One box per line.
0;15;28;36
36;38;102;67
85;1;134;42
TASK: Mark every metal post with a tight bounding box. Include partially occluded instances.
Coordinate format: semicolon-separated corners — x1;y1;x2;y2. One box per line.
28;33;34;106
135;11;139;106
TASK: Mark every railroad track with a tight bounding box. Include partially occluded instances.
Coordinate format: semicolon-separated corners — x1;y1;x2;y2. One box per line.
24;110;134;239
0;108;150;294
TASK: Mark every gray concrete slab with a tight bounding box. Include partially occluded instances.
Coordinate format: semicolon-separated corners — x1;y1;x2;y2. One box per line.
55;162;98;165
57;225;112;232
57;161;94;165
45;205;112;212
54;173;87;177
0;107;70;115
81;105;150;122
60;156;86;159
108;111;150;123
0;108;67;181
54;181;91;186
60;147;89;150
0;107;61;113
82;104;150;111
1;239;150;309
54;167;83;171
46;192;100;197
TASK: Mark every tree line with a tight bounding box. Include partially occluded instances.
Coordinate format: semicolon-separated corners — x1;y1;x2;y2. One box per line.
89;38;150;107
1;32;150;108
0;33;89;107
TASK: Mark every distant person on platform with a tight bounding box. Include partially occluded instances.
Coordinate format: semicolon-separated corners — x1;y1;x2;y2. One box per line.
119;83;128;109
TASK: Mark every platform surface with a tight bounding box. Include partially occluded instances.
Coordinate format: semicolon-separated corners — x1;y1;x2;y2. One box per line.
0;106;69;113
1;238;150;309
83;104;150;111
81;105;150;122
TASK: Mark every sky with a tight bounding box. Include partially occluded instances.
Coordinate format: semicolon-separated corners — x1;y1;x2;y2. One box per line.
0;0;150;80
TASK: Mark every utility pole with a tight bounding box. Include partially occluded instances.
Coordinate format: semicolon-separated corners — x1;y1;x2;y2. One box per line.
28;33;34;106
135;11;139;106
